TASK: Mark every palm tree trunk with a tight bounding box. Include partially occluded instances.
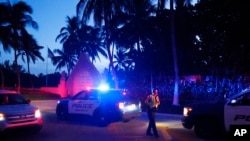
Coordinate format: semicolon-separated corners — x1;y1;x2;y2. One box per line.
170;0;179;105
104;8;119;89
26;56;34;88
14;49;21;92
0;67;4;89
106;38;119;89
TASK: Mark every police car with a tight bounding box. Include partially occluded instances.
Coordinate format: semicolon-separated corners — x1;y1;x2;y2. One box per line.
0;89;43;133
182;88;250;139
56;88;142;126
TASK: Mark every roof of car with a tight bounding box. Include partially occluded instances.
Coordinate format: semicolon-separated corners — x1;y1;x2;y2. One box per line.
0;89;18;94
228;88;250;100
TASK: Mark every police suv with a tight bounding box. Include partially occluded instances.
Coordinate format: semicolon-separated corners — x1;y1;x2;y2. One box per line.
182;88;250;139
56;89;142;126
0;89;43;133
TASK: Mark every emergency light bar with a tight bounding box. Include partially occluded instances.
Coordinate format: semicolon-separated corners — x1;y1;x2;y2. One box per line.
97;84;109;91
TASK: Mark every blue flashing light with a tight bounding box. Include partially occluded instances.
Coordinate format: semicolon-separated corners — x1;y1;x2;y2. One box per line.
98;84;109;91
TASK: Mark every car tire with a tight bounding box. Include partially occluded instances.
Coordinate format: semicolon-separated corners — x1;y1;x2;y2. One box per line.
56;106;68;120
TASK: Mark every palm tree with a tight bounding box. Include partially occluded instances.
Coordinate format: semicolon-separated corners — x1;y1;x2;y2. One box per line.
76;0;128;88
50;48;77;75
77;25;107;63
0;1;38;92
3;60;12;70
115;0;156;53
169;0;180;105
113;0;156;90
113;47;134;72
0;3;11;53
0;63;4;89
0;2;13;89
55;16;81;57
19;32;44;74
55;16;107;74
18;32;44;88
165;0;193;105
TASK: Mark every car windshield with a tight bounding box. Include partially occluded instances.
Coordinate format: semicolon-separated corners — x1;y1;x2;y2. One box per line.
0;94;28;105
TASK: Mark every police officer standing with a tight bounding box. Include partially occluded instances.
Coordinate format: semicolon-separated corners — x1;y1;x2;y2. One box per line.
145;88;160;138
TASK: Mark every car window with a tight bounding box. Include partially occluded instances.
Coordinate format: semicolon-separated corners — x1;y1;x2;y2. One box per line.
73;91;88;100
239;93;250;105
88;91;100;100
0;94;9;105
230;92;250;105
0;94;27;105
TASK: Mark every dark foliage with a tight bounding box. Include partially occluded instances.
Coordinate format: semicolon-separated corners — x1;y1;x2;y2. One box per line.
0;68;60;88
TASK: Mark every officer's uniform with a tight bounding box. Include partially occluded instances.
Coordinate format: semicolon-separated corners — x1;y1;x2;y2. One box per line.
145;93;160;137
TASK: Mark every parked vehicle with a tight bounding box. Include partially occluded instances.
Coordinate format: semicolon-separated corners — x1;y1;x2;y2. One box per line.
0;89;43;133
182;88;250;139
56;88;142;126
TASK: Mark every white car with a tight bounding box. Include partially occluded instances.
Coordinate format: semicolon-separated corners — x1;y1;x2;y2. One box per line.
56;89;142;126
0;89;43;133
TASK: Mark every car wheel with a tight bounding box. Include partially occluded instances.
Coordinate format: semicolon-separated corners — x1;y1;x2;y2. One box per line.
56;106;68;120
194;118;220;139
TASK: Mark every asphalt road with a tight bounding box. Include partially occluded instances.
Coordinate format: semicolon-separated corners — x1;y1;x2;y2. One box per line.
0;100;228;141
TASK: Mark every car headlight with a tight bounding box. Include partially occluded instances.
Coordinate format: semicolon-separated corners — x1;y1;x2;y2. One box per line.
35;109;42;118
183;107;192;116
0;113;5;121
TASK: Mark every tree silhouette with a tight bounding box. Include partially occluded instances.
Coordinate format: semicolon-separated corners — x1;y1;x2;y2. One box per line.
0;1;38;92
19;32;44;74
50;48;77;75
77;0;129;88
56;16;81;57
55;16;107;75
113;47;134;72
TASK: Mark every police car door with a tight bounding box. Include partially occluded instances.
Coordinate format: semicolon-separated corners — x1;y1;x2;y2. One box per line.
68;91;101;116
224;92;250;132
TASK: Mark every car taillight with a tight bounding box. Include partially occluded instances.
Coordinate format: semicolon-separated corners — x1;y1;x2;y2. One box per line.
35;109;42;118
0;113;5;121
183;107;192;116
